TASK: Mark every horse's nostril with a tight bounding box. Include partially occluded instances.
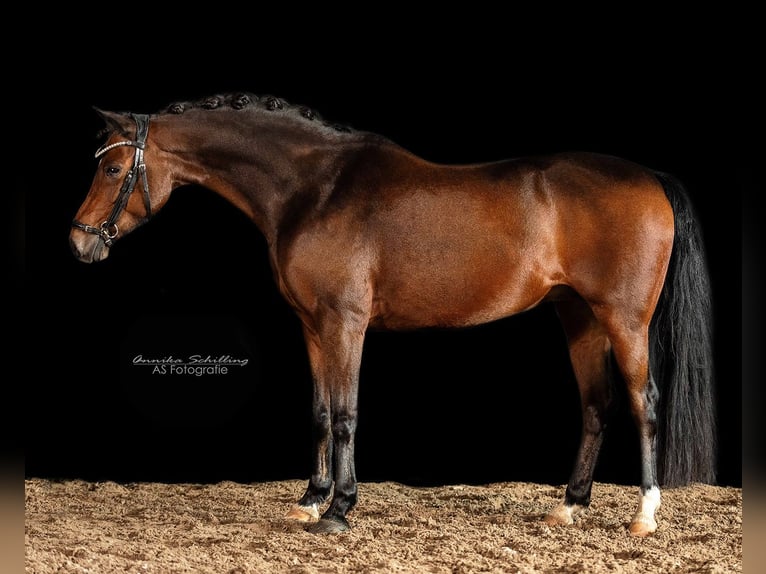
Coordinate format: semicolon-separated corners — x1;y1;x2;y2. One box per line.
69;236;83;259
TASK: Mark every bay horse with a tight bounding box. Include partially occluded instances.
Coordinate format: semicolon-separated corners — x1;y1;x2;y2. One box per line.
70;93;716;537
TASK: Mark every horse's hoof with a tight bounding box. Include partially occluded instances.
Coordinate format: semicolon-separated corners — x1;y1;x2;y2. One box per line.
543;503;582;526
285;504;319;522
307;517;350;534
628;514;657;537
543;512;571;526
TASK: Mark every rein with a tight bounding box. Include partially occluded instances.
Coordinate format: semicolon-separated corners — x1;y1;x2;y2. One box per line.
72;114;151;246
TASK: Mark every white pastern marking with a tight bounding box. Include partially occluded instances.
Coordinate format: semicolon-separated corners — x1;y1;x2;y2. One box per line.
629;486;661;535
637;486;661;517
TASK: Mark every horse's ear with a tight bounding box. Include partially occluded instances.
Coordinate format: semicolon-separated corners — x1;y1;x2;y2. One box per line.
93;107;133;136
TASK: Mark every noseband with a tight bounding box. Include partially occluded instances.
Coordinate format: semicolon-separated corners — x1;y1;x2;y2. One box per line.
72;114;151;247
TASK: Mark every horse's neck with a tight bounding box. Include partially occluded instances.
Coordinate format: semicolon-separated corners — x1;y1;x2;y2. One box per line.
160;115;370;244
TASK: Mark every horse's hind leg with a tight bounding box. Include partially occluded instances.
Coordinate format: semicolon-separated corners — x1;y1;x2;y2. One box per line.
545;299;615;527
606;320;661;537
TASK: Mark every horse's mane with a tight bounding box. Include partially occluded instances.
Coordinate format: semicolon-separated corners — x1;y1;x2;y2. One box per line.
96;92;354;140
167;92;353;132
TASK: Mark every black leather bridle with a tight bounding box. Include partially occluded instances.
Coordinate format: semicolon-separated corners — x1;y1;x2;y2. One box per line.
72;113;151;247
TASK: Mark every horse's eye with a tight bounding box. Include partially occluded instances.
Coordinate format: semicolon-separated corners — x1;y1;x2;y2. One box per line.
104;165;121;178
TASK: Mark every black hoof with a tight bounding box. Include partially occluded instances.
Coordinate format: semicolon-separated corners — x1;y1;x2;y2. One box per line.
307;517;350;534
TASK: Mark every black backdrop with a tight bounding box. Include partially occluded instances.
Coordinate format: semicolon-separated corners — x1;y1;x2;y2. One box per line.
24;37;744;490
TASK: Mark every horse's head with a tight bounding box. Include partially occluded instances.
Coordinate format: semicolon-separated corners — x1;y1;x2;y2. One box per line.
70;108;173;263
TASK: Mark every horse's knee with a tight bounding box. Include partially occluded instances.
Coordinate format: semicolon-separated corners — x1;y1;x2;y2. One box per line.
313;408;331;434
332;413;357;442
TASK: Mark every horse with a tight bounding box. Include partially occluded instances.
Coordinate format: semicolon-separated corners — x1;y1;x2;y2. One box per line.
70;92;716;537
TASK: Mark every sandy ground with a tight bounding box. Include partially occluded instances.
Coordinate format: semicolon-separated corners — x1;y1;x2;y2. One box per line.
25;478;741;573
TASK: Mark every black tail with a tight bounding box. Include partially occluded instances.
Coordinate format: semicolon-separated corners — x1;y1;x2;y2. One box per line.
650;171;717;486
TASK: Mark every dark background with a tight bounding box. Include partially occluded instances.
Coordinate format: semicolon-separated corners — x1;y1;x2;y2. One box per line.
23;31;745;490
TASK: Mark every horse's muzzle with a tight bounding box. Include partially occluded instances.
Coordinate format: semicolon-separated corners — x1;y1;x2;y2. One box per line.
69;231;110;263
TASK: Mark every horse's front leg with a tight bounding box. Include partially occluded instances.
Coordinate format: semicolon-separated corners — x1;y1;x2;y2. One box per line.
309;315;365;534
285;326;334;522
288;312;366;534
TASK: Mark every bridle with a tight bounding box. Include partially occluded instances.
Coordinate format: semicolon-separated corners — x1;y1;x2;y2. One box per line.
72;113;151;247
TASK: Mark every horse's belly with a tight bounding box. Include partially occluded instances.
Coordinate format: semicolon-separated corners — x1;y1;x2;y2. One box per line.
369;260;555;330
